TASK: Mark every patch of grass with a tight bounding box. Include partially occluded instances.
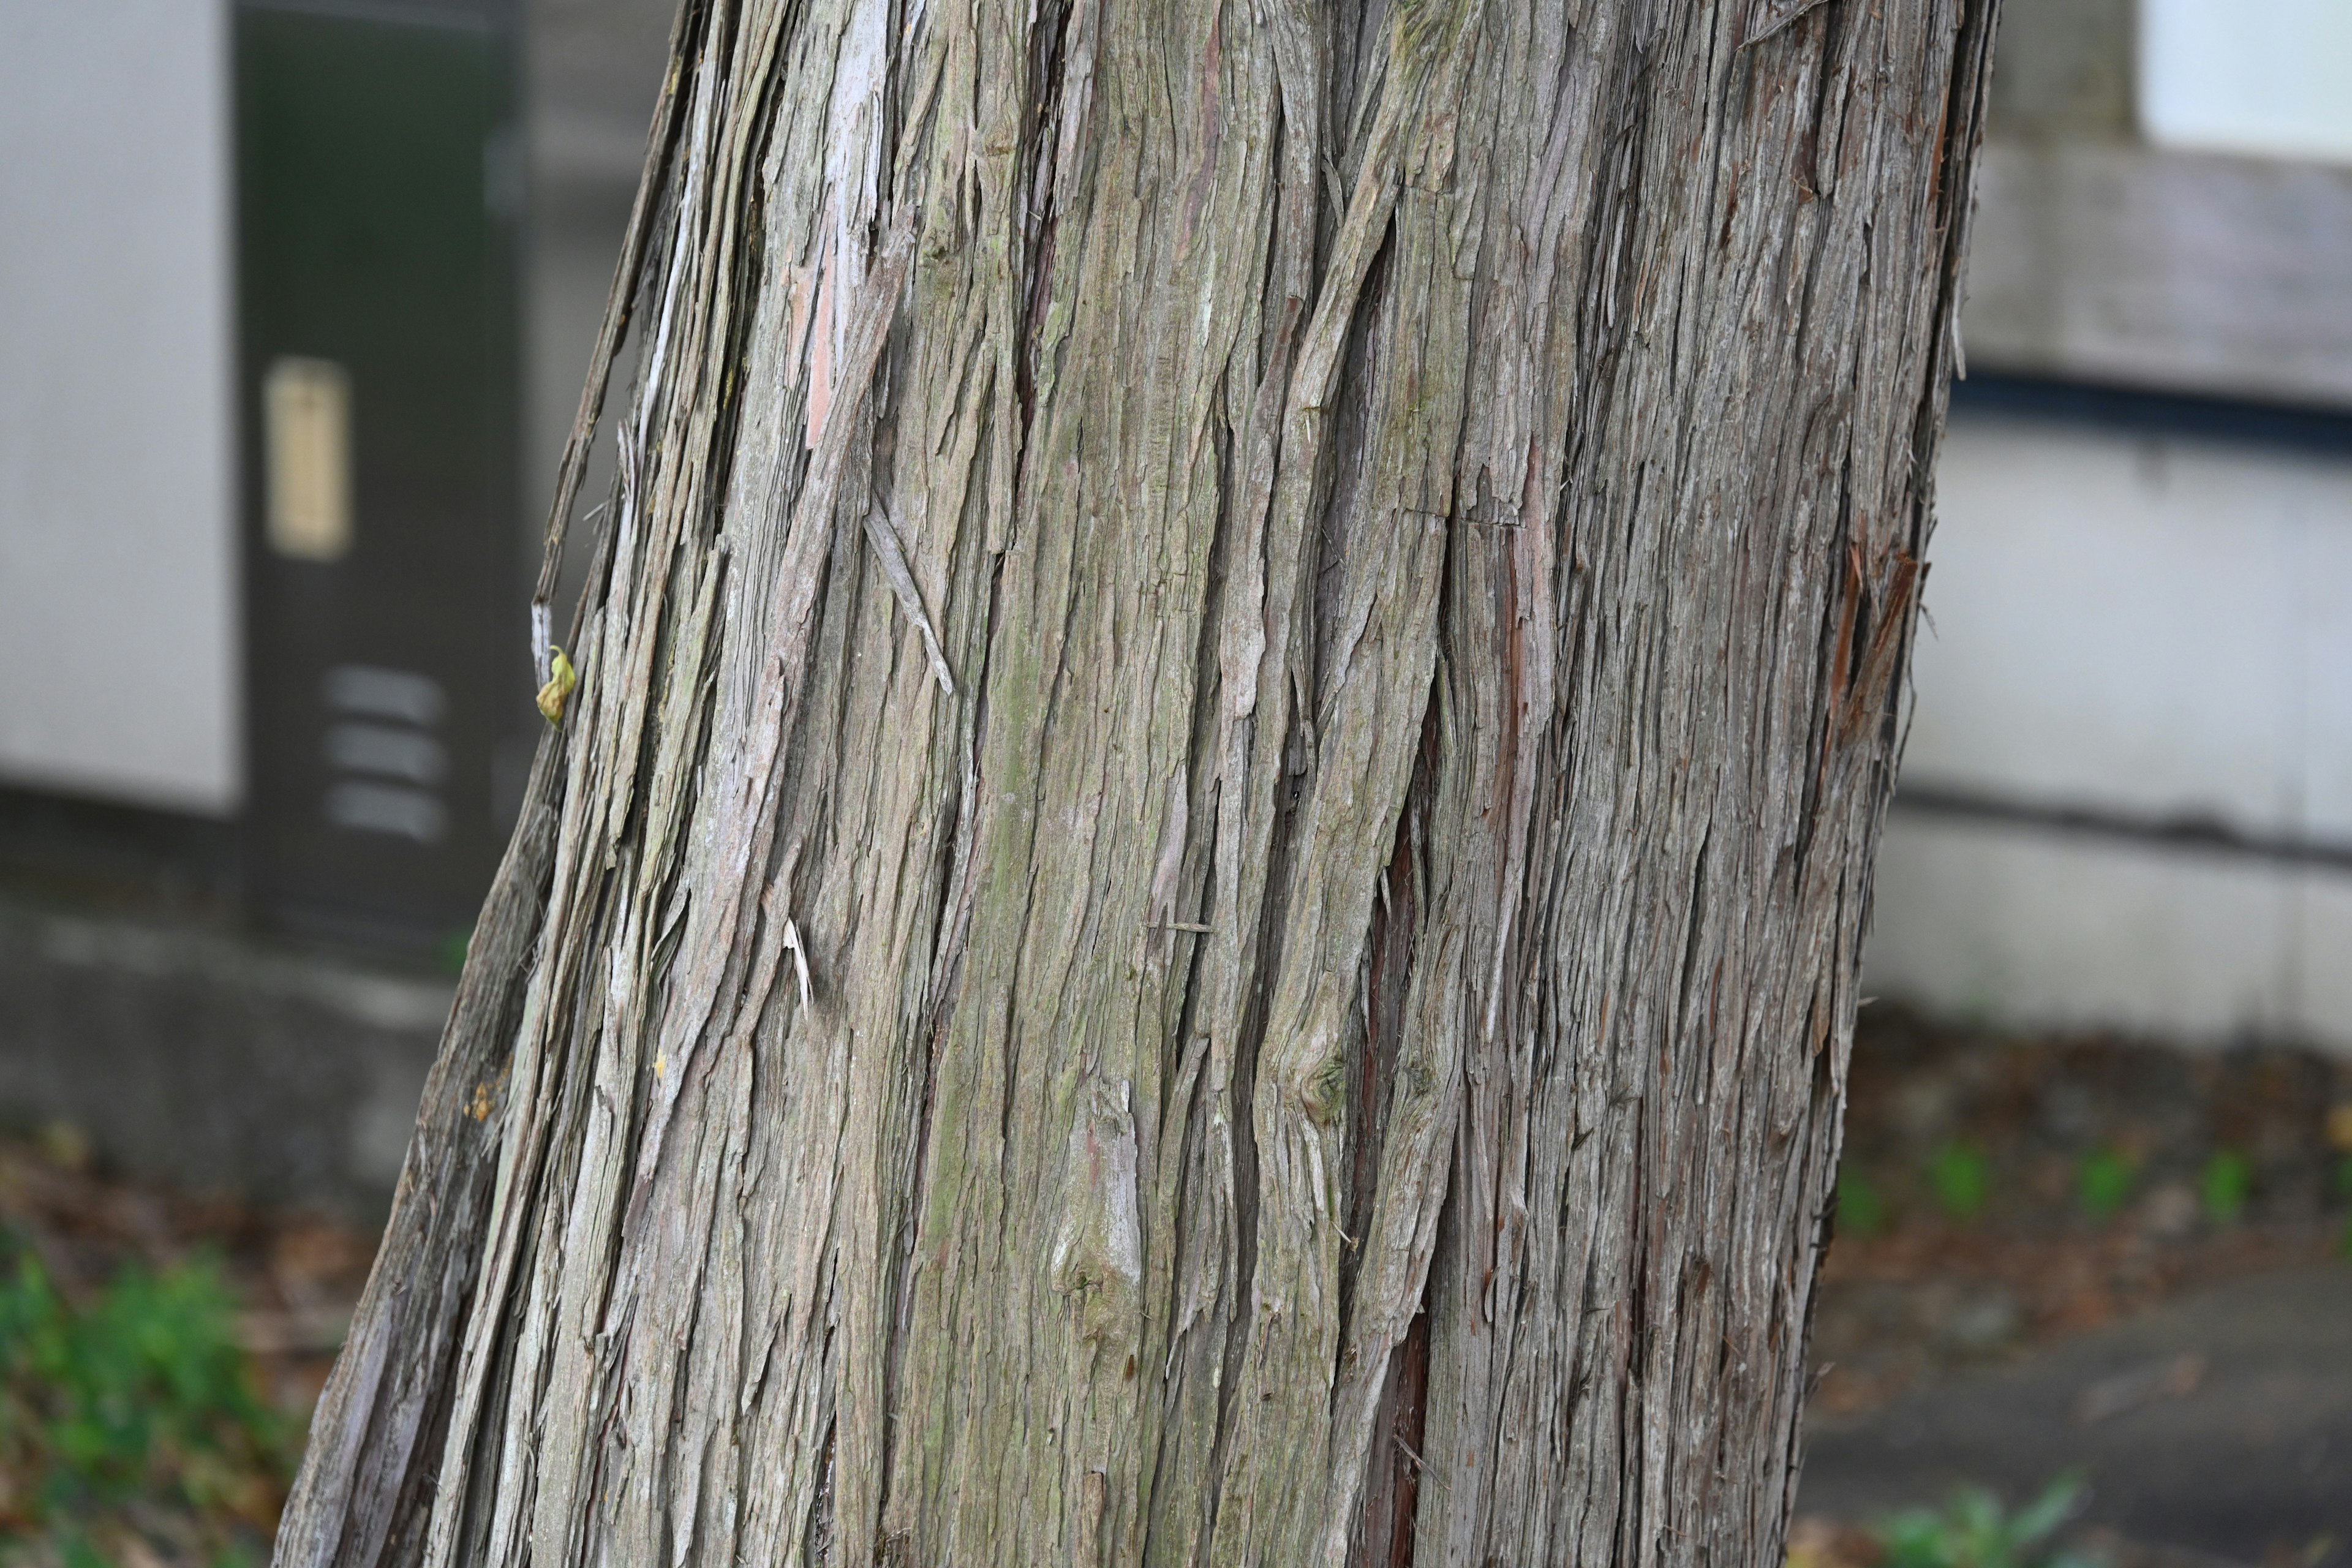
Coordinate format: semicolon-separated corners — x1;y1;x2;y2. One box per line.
2199;1149;2253;1225
0;1227;293;1562
2074;1147;2135;1221
1928;1140;1993;1223
1877;1476;2095;1568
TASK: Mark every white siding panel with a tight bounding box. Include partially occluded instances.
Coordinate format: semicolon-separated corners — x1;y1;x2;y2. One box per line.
1913;415;2352;842
1865;816;2318;1049
0;2;238;814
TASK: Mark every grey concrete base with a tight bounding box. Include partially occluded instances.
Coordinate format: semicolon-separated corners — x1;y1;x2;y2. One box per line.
1802;1264;2352;1558
0;897;451;1222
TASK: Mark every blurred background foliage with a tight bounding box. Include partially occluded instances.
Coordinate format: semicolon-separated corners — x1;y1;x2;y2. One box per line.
0;1230;293;1568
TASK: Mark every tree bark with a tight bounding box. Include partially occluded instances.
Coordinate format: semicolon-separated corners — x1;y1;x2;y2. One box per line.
276;0;1997;1563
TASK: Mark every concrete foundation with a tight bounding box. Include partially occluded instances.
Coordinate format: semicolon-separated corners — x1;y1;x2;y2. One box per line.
0;895;450;1222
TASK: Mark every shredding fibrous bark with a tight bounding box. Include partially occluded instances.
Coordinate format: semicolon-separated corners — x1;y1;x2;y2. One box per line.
277;1;1999;1564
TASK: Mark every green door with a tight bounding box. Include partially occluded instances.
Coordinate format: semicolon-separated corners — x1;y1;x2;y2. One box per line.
239;0;521;954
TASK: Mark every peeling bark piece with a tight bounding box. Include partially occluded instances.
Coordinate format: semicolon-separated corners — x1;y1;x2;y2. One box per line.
1741;0;1841;51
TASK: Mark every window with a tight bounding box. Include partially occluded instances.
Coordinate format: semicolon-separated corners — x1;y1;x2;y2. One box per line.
2140;0;2352;164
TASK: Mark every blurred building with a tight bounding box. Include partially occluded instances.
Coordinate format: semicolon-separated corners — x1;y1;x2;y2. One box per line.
0;0;2345;1062
0;0;537;955
1865;0;2352;1054
0;0;668;1209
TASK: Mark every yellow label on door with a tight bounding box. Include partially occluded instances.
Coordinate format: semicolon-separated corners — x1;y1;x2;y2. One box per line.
264;356;352;561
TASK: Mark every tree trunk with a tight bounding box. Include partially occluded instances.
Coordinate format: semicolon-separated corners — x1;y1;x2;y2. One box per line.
277;0;1997;1563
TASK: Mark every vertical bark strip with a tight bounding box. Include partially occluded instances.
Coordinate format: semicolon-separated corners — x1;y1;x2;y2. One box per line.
277;1;1999;1564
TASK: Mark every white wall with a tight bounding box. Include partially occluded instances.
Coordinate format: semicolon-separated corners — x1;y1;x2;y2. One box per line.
2140;0;2352;166
1867;412;2352;1050
0;2;239;815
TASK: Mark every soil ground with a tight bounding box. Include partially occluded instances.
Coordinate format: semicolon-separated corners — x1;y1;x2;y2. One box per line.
1813;1006;2351;1417
1799;1263;2351;1567
1797;1007;2352;1566
0;1125;373;1423
2;1005;2347;1562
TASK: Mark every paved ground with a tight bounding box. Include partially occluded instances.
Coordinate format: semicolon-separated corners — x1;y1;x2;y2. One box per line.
1800;1262;2352;1561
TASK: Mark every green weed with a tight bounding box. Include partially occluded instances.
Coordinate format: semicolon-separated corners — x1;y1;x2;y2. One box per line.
0;1228;293;1561
2335;1157;2352;1259
1877;1476;2095;1568
2075;1148;2136;1221
1837;1168;1890;1238
2199;1150;2253;1224
1928;1140;1993;1223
